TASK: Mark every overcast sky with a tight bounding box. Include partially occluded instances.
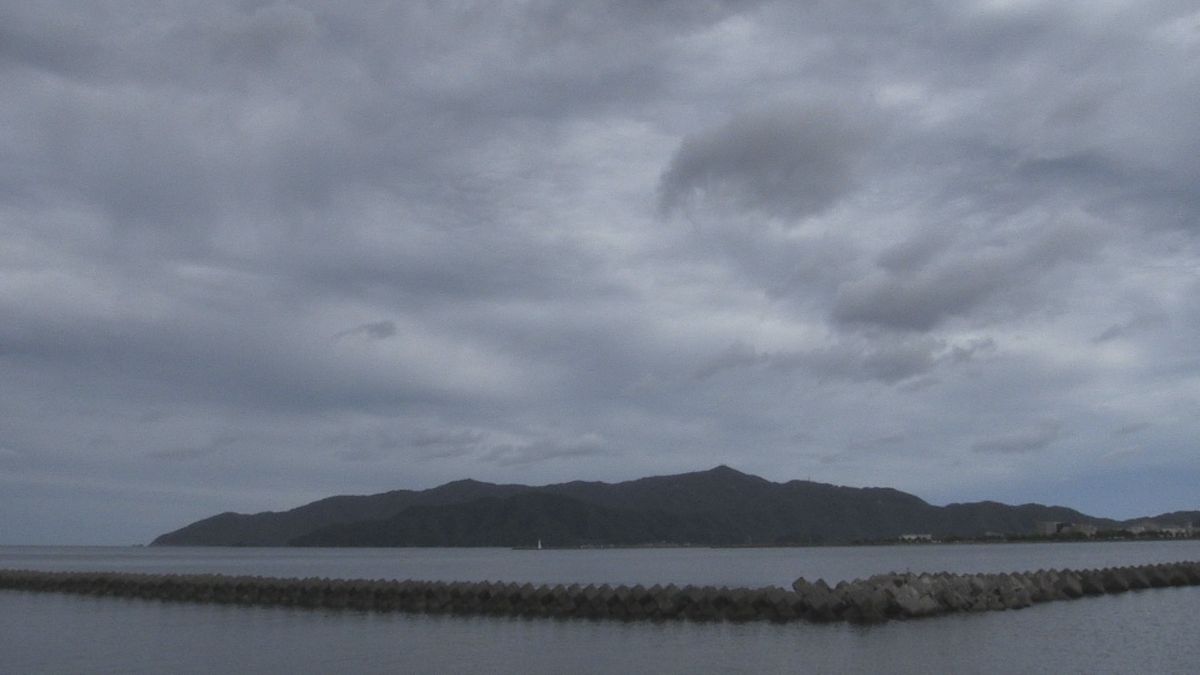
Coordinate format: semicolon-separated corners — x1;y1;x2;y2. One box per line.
2;1;1198;544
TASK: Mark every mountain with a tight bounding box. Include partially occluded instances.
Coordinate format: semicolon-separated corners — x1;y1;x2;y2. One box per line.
151;479;529;546
1124;511;1200;528
150;466;1184;547
291;493;706;548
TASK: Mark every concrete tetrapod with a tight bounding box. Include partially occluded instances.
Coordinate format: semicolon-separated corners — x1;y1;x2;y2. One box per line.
2;560;1200;625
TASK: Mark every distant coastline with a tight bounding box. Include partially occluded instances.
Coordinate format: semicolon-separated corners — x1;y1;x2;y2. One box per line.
513;532;1200;551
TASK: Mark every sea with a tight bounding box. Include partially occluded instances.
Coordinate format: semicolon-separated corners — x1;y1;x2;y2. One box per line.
2;541;1199;674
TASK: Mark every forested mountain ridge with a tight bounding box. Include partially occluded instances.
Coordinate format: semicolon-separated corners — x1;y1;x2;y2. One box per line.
152;465;1182;547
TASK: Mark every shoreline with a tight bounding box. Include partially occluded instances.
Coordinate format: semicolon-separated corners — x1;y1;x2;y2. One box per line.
2;536;1198;550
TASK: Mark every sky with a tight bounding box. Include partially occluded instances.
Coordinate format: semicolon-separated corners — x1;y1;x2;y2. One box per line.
1;1;1198;545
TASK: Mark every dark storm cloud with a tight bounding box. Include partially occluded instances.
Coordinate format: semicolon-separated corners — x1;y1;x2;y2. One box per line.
3;0;1200;543
0;7;104;78
335;321;398;341
1090;310;1167;345
658;106;873;222
1112;422;1151;437
832;221;1102;332
1092;323;1131;344
693;341;766;380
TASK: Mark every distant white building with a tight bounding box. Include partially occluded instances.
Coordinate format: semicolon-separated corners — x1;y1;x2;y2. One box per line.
899;533;934;542
1035;521;1096;537
1062;523;1097;537
1128;521;1159;535
1035;521;1064;536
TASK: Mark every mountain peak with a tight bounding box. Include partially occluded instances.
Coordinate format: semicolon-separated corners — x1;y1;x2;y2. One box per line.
703;464;768;482
707;464;744;476
440;478;485;487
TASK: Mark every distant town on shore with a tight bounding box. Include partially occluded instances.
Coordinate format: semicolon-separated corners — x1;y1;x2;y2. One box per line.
888;518;1196;546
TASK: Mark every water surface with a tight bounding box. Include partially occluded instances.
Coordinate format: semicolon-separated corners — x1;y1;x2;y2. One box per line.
4;540;1198;587
3;543;1198;674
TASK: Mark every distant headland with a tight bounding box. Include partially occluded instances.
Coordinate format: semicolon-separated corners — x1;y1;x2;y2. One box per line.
152;465;1198;548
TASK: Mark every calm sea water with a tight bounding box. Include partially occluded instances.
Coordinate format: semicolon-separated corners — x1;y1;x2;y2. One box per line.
3;541;1199;674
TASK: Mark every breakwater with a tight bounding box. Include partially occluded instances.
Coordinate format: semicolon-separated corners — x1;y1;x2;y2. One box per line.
2;561;1198;624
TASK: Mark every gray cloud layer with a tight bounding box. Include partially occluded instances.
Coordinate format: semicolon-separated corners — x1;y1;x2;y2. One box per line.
2;0;1198;543
659;105;874;221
